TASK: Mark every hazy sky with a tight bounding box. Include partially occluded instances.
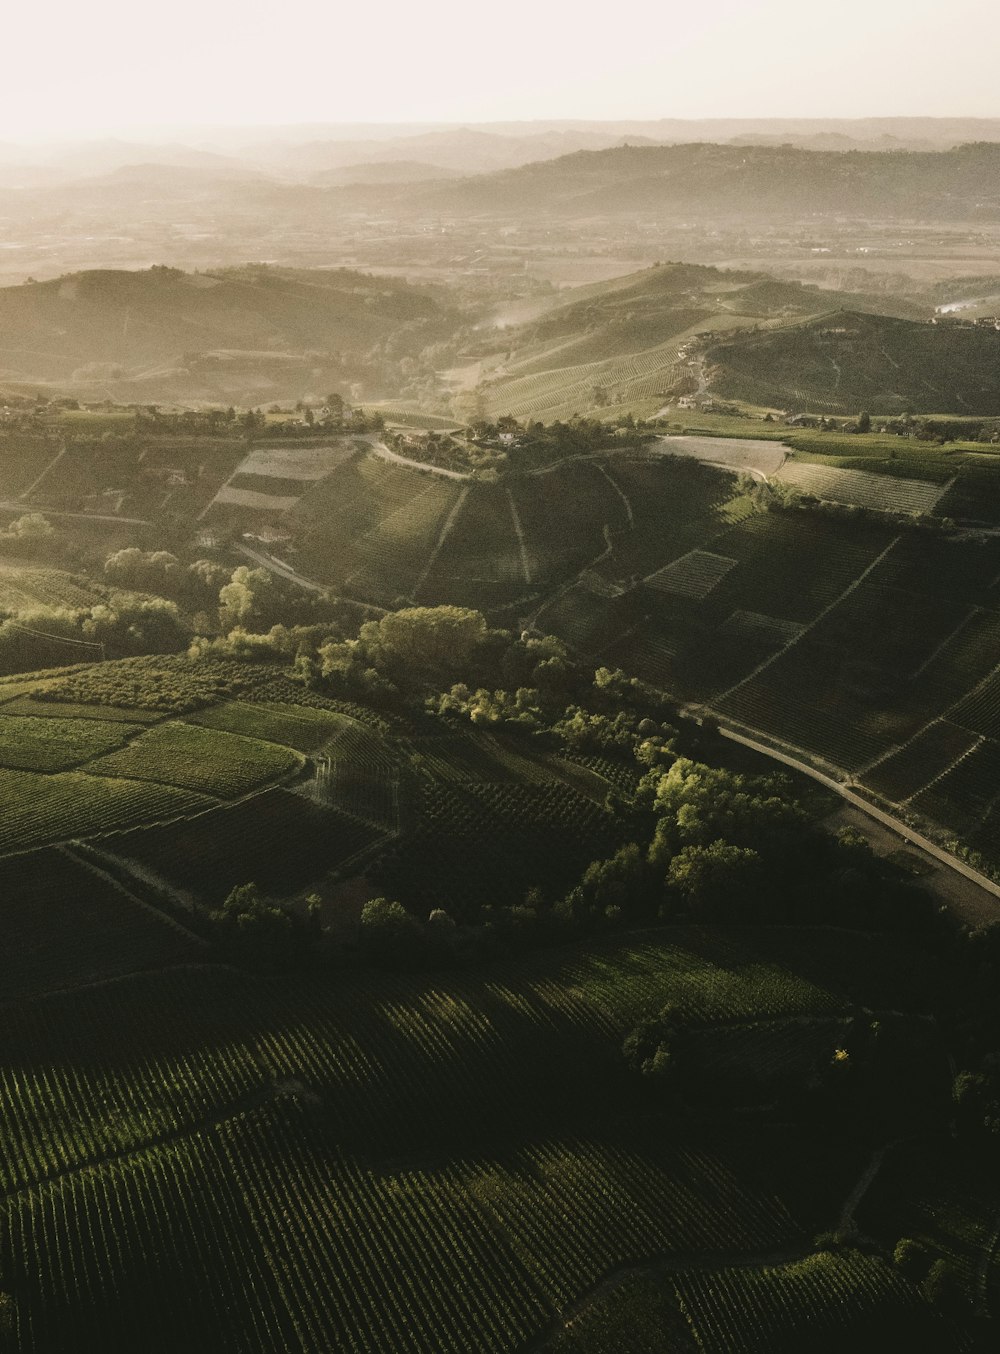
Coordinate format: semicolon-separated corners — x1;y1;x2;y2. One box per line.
3;0;998;139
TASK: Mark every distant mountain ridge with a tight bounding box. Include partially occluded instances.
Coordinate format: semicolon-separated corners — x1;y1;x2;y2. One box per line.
402;141;1000;219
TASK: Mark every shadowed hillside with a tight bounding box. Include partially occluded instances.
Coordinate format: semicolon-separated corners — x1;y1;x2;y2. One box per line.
704;311;1000;414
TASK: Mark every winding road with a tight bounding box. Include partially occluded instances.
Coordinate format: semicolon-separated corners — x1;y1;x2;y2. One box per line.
699;713;1000;919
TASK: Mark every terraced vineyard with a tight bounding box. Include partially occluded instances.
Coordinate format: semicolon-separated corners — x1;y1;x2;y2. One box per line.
416;483;526;604
673;1252;938;1353
380;779;625;915
936;465;1000;524
289;452;435;585
0;435;63;498
910;738;1000;835
478;338;687;421
864;721;980;804
646;549;737;599
509;461;629;583
347;476;462;603
186;700;350;752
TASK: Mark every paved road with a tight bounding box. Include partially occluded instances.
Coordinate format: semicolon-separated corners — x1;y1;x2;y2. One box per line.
369;441;471;481
238;545;387;615
709;718;1000;913
0;500;153;527
237;544;329;594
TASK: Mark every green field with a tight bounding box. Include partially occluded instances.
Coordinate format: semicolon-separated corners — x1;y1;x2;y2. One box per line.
0;767;215;856
185;700;350;752
0;713;141;771
85;721;302;798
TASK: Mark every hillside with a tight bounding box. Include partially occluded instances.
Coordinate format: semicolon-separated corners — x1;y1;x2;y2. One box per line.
703;311;1000;414
0;265;458;403
406;141;1000;220
0;643;991;1350
467;264;926;421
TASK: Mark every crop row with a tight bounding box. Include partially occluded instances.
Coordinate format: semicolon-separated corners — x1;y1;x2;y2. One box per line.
862;719;978;805
0;929;857;1188
705;513;895;626
0;713;141;772
0;847;197;1006
186;699;348;753
674;1251;927;1354
775;461;945;515
949;665;1000;740
0;1095;818;1353
113;788;382;903
86;721;300;798
0;433;61;497
0;967;263;1195
0;567;101;614
646;549;737;601
0;768;214;857
911;737;1000;834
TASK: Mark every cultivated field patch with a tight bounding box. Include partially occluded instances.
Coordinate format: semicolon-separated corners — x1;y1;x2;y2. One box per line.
646;550;737;600
238;443;357;481
0;713;141;772
654;435;788;476
86;721;302;798
211;485;301;512
718;610;806;645
0;767;215;856
775;461;947;514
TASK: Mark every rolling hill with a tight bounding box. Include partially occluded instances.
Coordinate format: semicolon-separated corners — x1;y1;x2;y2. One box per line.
403;141;1000;220
703;311;1000;414
465;264;927;421
0;265;458;403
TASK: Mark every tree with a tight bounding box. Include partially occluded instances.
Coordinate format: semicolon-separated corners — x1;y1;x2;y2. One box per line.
858;410;872;433
893;1237;932;1281
213;882;319;971
362;606;488;677
359;897;421;966
104;547;181;592
4;512;53;543
921;1258;965;1313
623;1005;682;1083
218;566;273;632
665;839;762;915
